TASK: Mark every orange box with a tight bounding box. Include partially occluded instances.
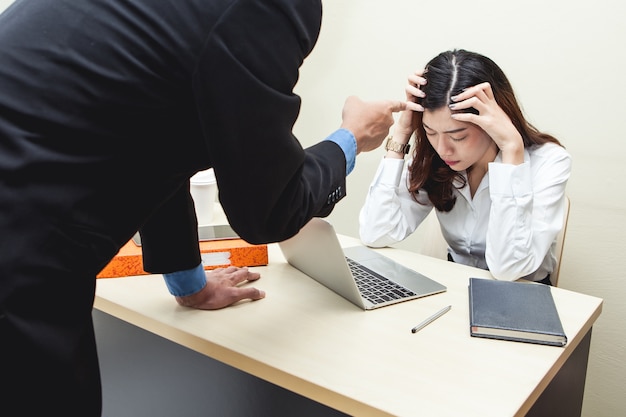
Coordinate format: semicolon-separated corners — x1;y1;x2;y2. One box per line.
97;238;268;278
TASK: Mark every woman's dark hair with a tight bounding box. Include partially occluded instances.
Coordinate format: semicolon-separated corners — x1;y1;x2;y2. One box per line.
408;49;562;211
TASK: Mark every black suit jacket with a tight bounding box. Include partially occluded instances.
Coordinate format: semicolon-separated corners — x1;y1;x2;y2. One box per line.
0;0;347;276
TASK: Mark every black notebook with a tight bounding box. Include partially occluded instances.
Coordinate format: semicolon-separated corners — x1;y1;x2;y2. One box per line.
468;278;567;347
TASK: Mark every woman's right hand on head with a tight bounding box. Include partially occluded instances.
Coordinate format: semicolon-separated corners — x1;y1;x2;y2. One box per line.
406;69;427;108
394;70;427;139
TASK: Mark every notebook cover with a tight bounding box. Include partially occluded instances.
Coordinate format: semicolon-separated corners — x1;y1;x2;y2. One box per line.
97;238;268;278
468;278;567;347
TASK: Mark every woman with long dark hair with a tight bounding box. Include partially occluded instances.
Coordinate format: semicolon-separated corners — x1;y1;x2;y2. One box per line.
359;49;571;284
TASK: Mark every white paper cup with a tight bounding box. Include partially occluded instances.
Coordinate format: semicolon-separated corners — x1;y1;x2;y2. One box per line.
190;168;217;226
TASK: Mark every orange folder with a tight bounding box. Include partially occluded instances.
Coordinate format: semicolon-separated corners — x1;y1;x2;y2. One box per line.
97;238;268;278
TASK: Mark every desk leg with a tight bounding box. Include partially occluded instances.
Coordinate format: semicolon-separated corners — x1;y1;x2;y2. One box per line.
526;329;592;417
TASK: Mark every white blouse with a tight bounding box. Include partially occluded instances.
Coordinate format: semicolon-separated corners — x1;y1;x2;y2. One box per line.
358;143;571;282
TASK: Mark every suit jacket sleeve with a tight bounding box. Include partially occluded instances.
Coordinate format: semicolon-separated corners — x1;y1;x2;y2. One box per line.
139;181;203;274
192;0;347;244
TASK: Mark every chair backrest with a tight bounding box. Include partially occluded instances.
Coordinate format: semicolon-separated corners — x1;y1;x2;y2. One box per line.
551;196;571;287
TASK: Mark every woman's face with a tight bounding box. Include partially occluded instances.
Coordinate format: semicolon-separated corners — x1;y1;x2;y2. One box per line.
422;107;497;172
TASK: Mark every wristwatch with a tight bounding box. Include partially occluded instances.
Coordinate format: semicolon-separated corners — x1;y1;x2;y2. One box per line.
385;136;411;154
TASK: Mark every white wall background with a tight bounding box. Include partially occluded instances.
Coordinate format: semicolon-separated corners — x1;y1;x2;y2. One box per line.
293;1;626;416
1;0;623;415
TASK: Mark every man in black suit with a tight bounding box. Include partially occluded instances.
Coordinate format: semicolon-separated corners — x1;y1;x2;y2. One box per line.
0;0;406;414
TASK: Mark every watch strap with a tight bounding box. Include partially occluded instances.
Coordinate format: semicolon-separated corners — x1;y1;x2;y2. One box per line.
385;137;410;154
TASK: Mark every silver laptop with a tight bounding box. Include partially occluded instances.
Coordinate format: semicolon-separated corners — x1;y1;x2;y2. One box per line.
278;218;446;310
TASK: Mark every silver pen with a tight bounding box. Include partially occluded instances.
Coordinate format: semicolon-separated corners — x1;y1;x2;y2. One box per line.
411;305;452;333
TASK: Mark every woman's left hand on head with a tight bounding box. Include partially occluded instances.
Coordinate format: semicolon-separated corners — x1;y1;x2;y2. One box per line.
448;82;524;163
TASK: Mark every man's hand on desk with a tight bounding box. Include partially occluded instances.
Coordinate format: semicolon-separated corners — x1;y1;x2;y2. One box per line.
175;266;265;310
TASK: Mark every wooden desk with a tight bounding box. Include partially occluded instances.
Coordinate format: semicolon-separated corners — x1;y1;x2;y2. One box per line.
94;236;602;417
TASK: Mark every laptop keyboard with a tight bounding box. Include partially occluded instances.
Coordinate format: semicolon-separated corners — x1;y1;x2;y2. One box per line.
346;257;417;305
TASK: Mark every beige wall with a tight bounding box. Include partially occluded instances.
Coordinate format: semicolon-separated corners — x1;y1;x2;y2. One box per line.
293;1;626;416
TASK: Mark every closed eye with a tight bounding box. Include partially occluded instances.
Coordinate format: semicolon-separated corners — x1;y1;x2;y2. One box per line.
450;135;467;142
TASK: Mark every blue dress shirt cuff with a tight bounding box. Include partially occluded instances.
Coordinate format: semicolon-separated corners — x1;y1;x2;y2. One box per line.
325;128;356;175
162;263;206;297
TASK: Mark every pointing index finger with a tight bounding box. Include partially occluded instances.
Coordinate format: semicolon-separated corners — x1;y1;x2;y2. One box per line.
388;100;407;113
